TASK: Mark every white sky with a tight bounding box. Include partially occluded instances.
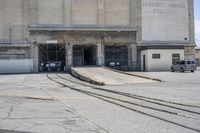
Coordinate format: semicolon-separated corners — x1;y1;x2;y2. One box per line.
195;20;200;46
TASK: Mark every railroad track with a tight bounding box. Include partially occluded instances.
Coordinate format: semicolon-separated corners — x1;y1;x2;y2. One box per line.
47;74;200;133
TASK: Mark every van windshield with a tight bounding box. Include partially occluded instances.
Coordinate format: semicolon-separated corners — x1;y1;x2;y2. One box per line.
179;61;185;65
191;61;196;64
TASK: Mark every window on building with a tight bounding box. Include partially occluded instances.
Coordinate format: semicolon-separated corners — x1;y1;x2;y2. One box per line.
152;54;160;59
172;54;180;64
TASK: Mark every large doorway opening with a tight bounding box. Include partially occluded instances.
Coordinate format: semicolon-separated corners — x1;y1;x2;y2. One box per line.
38;44;66;72
73;45;97;66
105;45;128;70
143;55;146;71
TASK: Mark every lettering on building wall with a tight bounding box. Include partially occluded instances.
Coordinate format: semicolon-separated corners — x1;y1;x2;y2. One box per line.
141;0;189;41
142;0;187;14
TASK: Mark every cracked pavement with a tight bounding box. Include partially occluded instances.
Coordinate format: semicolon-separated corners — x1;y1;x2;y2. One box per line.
0;71;200;133
0;74;107;133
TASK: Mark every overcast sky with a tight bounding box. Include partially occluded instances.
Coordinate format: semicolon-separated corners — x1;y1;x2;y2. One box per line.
195;0;200;47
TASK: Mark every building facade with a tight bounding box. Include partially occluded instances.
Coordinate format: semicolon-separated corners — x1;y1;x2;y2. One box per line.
195;48;200;66
0;0;195;73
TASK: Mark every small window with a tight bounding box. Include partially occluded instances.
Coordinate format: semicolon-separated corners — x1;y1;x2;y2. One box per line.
152;54;160;59
172;54;180;64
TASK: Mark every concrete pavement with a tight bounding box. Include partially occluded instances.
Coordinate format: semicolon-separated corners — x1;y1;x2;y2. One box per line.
0;74;107;133
0;71;200;133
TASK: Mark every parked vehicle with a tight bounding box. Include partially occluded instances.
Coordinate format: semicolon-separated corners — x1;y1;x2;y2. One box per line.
171;60;197;72
46;61;62;72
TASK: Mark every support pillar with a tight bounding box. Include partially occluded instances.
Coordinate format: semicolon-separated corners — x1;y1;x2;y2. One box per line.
97;43;104;66
128;44;137;71
66;43;73;72
30;43;39;73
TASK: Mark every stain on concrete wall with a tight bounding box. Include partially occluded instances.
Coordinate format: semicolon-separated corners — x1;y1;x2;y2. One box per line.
0;47;30;59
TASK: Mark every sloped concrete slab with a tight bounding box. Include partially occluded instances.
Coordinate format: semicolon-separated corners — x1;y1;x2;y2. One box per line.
71;67;156;85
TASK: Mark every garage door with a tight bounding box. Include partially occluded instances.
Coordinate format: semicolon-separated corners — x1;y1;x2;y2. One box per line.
105;45;128;70
0;59;33;73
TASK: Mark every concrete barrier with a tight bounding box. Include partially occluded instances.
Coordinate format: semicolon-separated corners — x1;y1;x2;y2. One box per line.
71;67;105;86
71;67;157;85
102;67;162;82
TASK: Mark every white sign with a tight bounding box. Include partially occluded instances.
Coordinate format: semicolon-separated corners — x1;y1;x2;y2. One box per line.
46;40;58;44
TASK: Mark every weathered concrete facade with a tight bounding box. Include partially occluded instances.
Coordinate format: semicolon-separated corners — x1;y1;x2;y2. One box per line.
195;48;200;66
0;0;195;73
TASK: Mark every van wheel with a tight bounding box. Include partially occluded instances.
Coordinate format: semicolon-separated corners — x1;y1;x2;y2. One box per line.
191;70;194;73
180;68;185;72
171;68;174;72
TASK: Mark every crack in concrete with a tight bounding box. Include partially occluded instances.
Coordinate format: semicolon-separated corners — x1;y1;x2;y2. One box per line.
0;95;54;101
0;129;32;133
0;116;80;120
7;105;14;119
23;96;54;101
28;123;71;133
70;129;106;133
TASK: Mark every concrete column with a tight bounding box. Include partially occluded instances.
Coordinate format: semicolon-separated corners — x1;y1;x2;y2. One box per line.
128;44;137;71
188;0;195;44
66;43;73;72
64;0;72;25
30;43;39;72
97;0;105;25
133;0;142;41
97;43;105;66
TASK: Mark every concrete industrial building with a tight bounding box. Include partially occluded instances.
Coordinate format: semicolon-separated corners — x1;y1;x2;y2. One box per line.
195;48;200;66
0;0;196;73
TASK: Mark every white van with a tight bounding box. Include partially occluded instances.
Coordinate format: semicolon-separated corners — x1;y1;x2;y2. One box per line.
171;60;197;72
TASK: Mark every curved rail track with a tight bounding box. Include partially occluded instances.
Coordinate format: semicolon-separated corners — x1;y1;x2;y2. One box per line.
57;74;200;109
47;74;200;133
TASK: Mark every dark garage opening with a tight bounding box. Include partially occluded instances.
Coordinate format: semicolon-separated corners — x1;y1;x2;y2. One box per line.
38;44;66;72
73;45;97;66
105;45;128;71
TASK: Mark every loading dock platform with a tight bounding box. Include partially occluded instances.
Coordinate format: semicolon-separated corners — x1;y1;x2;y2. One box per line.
71;67;156;85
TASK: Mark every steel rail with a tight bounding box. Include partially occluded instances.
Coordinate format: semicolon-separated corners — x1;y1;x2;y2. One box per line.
47;74;200;133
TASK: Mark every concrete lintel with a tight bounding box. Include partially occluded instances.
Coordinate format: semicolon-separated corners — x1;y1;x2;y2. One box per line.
137;43;195;47
0;40;31;45
0;44;31;47
28;24;137;32
137;40;194;45
138;46;185;51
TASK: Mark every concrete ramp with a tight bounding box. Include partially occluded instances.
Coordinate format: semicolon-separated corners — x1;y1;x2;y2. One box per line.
71;67;156;85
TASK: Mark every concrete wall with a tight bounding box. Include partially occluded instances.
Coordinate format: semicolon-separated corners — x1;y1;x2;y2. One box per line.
195;49;200;66
141;49;184;71
184;46;195;60
72;0;97;25
0;59;33;73
0;0;194;42
0;47;30;59
38;0;64;24
195;49;200;60
0;0;24;40
0;0;140;41
141;0;190;41
105;0;130;25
